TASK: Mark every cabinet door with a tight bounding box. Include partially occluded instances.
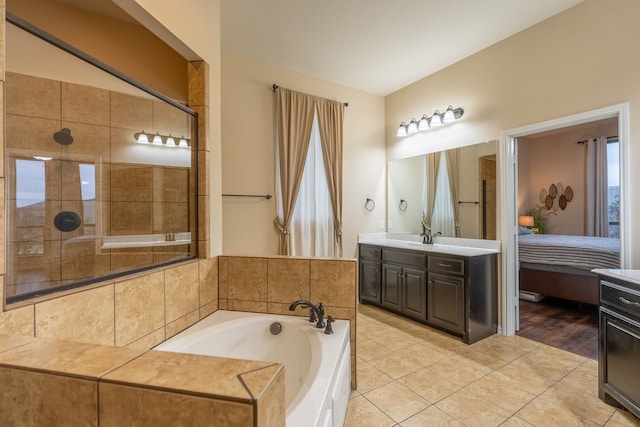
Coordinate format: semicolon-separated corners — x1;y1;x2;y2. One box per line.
402;267;427;321
359;259;381;303
428;273;465;333
381;263;402;311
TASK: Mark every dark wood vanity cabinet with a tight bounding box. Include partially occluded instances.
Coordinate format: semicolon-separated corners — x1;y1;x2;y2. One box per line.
358;244;497;344
598;273;640;419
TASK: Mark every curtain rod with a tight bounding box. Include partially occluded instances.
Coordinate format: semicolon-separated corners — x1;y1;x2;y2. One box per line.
272;84;348;107
222;193;272;199
577;135;618;144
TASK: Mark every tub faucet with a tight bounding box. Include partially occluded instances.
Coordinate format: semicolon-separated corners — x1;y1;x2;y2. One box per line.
289;300;325;328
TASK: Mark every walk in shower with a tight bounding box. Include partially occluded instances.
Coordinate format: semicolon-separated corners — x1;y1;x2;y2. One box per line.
4;17;198;303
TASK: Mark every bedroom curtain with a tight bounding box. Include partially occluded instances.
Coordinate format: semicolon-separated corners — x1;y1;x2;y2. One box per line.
422;152;441;233
315;97;345;257
446;148;461;237
274;88;315;255
585;136;608;237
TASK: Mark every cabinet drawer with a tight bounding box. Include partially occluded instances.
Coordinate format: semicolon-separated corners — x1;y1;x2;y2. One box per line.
428;256;465;275
601;280;640;319
382;250;427;269
359;245;381;261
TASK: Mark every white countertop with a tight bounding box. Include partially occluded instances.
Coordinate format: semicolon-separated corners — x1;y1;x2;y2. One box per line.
358;233;500;257
592;269;640;286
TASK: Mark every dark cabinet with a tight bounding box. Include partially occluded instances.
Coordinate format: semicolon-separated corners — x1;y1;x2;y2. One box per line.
381;263;403;310
358;243;497;344
359;259;381;304
402;267;428;320
359;246;382;304
428;272;464;333
598;275;640;419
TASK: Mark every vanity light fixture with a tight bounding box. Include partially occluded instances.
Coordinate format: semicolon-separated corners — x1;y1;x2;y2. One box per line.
134;131;190;148
397;105;464;137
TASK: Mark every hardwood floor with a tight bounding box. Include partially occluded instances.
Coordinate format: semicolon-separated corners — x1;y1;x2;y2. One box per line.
517;296;599;360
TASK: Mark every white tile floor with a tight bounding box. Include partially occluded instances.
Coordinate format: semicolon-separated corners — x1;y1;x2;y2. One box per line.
345;304;640;427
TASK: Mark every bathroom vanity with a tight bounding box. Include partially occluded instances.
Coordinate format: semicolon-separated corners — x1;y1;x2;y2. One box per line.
594;269;640;419
358;235;499;344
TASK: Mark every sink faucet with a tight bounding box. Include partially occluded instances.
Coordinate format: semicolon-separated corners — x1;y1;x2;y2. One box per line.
288;300;325;328
420;231;441;245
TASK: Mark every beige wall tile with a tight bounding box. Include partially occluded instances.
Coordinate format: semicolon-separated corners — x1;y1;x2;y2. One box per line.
114;271;165;347
5;114;60;154
61;121;110;159
0;304;34;336
99;383;253;427
0;338;144;378
165;309;200;339
243;366;285;427
0;368;98;427
310;259;357;308
110;92;153;131
0;333;34;352
35;285;115;346
110;202;153;235
125;328;165;351
188;61;209;107
165;261;199;323
61;82;110;126
110;164;154;202
102;350;271;399
227;257;267;301
267;258;310;304
227;300;267;313
6;72;60;119
199;257;218;305
200;299;218;319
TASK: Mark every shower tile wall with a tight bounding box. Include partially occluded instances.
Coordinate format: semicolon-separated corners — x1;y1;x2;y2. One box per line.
4;72;194;299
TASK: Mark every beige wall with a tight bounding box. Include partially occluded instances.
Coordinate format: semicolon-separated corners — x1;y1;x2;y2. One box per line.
385;0;640;265
221;52;386;258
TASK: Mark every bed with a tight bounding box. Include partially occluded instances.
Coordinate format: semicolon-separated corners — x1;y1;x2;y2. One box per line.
518;233;620;305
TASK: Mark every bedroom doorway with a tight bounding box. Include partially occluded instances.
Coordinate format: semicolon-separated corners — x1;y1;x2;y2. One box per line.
514;121;620;358
499;103;630;337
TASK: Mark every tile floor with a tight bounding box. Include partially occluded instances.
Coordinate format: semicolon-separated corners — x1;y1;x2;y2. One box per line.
345;304;640;427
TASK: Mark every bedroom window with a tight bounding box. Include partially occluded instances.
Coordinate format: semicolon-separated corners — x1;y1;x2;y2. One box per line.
607;140;620;238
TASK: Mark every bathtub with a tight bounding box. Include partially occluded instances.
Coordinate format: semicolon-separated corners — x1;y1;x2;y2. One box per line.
155;310;351;427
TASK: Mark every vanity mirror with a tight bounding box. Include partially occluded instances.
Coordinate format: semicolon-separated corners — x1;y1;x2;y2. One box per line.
387;141;497;239
4;16;198;304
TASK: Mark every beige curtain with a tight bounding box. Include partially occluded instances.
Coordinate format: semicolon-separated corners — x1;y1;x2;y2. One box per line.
315;98;345;256
274;88;316;254
422;152;441;233
446;148;461;237
585;136;608;237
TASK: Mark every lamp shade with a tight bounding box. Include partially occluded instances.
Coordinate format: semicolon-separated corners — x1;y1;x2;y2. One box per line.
442;105;456;123
397;122;408;137
518;215;534;227
430;111;442;127
418;115;429;131
407;118;419;134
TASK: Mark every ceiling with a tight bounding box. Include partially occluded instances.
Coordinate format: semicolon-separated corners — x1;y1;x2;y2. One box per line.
57;0;584;96
220;0;584;95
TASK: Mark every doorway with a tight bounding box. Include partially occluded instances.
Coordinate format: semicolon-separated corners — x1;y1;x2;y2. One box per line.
498;103;630;336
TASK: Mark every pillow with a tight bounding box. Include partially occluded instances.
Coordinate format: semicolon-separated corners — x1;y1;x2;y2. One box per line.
518;226;533;235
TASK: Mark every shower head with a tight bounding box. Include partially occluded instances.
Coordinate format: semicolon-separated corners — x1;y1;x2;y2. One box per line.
53;128;73;145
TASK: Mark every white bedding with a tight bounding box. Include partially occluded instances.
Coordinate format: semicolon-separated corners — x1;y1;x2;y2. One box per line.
518;234;620;271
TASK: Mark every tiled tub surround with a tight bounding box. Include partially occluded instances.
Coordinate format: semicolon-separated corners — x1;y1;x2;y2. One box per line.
156;310;352;427
0;255;358;425
0;334;285;426
218;255;358;389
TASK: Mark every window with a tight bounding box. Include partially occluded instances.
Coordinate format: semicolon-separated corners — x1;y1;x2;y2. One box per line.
291;113;335;257
607;140;620;238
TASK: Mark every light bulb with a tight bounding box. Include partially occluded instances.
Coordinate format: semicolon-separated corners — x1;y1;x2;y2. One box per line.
396;123;408;137
418;115;429;131
407;118;419;134
443;106;456;123
430;111;442;127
